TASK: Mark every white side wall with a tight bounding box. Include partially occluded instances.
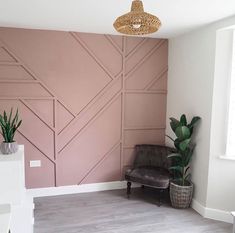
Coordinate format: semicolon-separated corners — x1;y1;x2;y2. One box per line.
167;15;235;219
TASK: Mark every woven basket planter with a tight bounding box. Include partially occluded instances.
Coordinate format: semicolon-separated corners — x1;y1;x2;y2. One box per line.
170;182;193;208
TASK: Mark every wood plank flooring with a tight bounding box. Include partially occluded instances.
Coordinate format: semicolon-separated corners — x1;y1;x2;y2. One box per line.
34;188;232;233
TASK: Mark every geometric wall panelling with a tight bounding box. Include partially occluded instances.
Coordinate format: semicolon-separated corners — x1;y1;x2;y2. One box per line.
126;37;146;56
58;77;122;153
125;40;168;90
0;28;112;115
125;38;161;73
0;65;34;80
16;101;55;160
146;68;168;91
0;47;16;62
15;133;56;189
124;93;167;128
0;82;53;97
57;101;75;133
80;144;121;184
76;33;123;77
0;27;168;188
56;96;122;186
108;35;123;51
124;129;165;148
23;99;54;128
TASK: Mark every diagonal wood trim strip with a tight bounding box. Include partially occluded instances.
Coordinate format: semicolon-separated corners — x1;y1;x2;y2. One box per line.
144;67;168;90
17;130;56;164
20;99;55;132
104;35;123;56
58;92;122;154
78;141;121;185
125;38;148;59
58;76;121;135
70;32;114;80
125;40;166;78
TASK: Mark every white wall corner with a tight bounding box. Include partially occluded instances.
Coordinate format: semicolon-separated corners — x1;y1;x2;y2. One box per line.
191;199;206;217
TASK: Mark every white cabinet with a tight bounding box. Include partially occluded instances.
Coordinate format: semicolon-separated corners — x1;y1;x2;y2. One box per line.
0;145;34;233
0;145;25;205
0;204;11;233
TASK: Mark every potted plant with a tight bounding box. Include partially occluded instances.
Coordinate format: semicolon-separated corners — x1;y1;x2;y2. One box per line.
0;108;22;154
167;114;201;208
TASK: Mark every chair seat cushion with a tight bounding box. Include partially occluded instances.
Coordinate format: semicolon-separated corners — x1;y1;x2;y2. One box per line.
125;166;170;189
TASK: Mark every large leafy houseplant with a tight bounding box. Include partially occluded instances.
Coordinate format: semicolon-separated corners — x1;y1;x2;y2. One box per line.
167;114;201;186
0;108;22;154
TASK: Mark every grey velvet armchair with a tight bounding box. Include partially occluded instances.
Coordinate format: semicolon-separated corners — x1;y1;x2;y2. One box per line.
125;144;175;203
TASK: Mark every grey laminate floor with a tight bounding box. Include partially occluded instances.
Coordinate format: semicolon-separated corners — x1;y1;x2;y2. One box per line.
34;188;232;233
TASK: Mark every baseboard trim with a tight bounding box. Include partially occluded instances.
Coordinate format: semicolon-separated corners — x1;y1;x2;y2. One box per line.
191;199;206;217
27;181;139;198
192;199;233;223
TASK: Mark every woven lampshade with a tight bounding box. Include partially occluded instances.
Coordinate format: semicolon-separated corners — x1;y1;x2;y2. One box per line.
113;0;161;36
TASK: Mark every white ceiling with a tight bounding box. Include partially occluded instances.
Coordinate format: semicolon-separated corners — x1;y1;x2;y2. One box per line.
0;0;235;38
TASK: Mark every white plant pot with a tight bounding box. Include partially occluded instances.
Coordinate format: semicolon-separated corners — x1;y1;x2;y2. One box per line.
0;142;19;155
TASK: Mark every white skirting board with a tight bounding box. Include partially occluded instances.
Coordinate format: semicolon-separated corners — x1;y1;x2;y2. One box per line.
191;199;233;223
27;181;140;198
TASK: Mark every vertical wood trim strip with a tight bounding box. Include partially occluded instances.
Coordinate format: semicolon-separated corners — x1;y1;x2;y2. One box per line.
120;36;126;178
53;99;58;186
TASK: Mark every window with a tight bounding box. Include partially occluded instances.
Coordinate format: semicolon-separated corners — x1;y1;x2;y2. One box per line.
226;31;235;157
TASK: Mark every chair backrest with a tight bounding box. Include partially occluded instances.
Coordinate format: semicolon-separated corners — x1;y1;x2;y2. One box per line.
133;144;175;170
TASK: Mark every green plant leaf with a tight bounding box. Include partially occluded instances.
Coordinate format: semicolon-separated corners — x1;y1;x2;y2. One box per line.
185;174;191;182
179;138;191;151
175;126;190;140
180;114;187;126
189;116;201;127
169;117;180;132
184;147;194;166
169;166;183;175
0;108;22;142
167;153;182;159
8;108;13;125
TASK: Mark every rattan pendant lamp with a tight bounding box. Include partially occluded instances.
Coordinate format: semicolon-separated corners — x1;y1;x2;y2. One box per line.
113;0;161;36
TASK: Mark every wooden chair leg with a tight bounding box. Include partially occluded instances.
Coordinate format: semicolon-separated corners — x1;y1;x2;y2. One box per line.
127;181;132;198
158;189;164;207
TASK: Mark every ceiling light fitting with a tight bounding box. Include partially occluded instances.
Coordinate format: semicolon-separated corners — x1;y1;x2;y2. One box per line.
113;0;161;36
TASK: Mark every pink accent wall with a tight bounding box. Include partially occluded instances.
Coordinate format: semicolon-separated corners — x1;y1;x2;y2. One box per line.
0;27;168;188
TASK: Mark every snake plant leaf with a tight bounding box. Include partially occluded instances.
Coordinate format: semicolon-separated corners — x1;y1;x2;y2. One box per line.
8;108;13;125
11;109;18;128
0;108;22;142
175;126;190;140
3;111;7;122
0;115;5;127
16;120;22;129
179;138;191;151
180;114;187;126
169;117;181;132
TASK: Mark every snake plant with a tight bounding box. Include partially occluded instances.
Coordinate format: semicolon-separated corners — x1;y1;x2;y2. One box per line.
167;114;201;186
0;108;22;143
